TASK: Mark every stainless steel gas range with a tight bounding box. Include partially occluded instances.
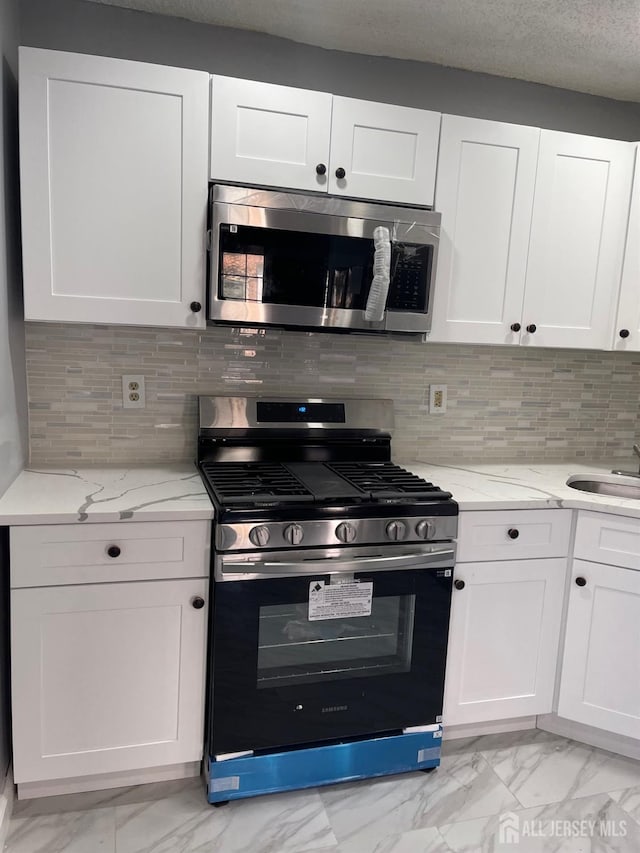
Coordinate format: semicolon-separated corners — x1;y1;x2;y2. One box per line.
197;396;458;804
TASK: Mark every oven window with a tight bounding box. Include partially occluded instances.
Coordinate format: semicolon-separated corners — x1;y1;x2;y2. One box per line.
256;594;415;688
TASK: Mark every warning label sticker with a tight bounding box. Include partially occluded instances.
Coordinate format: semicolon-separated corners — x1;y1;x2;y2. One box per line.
308;580;373;621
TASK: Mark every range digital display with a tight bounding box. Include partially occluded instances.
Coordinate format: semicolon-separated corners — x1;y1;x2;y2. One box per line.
256;402;346;423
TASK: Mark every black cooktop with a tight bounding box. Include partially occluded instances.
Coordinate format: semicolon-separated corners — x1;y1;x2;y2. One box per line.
199;461;314;504
199;459;452;507
328;462;447;498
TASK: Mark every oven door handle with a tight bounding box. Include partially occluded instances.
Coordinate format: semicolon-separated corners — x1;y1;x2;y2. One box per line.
220;547;455;578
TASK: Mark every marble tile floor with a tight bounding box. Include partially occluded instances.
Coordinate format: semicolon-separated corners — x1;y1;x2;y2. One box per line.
6;729;640;853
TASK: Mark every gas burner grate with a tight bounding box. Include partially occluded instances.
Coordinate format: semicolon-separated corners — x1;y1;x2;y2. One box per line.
199;461;314;504
328;462;452;501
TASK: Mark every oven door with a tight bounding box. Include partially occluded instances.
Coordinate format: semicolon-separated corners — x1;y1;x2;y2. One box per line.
208;202;436;334
210;544;454;755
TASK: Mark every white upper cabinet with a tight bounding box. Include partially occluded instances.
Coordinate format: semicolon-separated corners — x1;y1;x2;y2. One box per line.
522;131;634;350
612;144;640;351
328;97;440;205
430;115;540;344
431;121;634;350
210;76;333;193
19;48;209;328
18;50;636;343
210;78;440;205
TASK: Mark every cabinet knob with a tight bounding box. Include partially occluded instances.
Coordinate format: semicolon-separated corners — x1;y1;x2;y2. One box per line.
107;545;121;558
575;576;587;587
620;329;630;339
526;324;537;334
190;301;202;313
315;163;327;175
454;579;465;590
507;528;519;540
510;323;521;332
335;167;346;180
191;596;205;609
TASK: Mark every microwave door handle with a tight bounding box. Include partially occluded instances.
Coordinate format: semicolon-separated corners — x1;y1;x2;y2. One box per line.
222;547;455;577
364;226;392;323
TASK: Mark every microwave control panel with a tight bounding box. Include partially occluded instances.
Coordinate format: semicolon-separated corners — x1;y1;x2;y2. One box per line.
386;244;432;312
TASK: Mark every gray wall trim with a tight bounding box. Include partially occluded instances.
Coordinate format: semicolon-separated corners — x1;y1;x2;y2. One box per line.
19;0;640;140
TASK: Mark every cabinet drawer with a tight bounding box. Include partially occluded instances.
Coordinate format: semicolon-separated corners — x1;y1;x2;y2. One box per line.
574;511;640;570
457;509;572;562
10;521;210;587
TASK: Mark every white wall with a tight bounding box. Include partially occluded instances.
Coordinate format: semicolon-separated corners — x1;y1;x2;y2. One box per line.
0;0;27;496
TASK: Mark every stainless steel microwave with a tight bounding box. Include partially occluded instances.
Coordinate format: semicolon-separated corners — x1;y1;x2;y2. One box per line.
207;184;440;335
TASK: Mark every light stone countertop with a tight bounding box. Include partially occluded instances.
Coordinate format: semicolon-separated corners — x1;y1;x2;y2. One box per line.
0;464;214;525
1;460;640;526
401;460;640;518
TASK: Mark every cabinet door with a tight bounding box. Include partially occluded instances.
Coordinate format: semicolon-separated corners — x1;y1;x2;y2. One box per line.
612;144;640;351
328;97;440;205
210;76;332;192
19;47;209;328
11;579;208;783
430;116;540;345
443;559;565;726
522;131;634;349
558;559;640;739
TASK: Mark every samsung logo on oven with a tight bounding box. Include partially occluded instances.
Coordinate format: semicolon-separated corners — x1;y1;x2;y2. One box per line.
321;705;348;714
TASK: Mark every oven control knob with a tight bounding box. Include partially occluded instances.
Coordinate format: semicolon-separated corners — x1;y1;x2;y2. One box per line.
249;525;270;547
416;520;436;540
335;522;357;543
386;520;407;541
283;523;304;545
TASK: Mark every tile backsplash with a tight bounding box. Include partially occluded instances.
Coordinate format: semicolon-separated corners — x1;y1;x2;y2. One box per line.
25;322;640;466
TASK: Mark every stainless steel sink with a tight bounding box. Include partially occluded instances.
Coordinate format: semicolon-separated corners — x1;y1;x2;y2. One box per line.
566;473;640;499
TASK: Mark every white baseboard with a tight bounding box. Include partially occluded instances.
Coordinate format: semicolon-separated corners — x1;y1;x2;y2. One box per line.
16;761;200;800
0;765;15;848
537;715;640;761
443;716;537;740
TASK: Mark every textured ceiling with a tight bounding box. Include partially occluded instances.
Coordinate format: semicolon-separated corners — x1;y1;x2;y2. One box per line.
83;0;640;101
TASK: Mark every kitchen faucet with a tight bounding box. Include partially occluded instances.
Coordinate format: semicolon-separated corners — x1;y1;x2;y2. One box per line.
611;444;640;477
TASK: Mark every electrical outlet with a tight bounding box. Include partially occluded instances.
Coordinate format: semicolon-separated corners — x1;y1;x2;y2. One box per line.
429;384;447;414
122;375;145;409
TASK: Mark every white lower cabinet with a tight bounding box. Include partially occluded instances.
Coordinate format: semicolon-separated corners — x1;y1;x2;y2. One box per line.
12;578;208;784
443;558;566;726
10;518;211;789
557;559;640;739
